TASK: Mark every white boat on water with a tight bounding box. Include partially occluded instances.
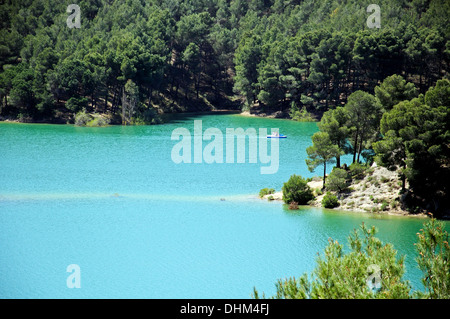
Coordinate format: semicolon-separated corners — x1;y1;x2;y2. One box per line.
267;132;287;138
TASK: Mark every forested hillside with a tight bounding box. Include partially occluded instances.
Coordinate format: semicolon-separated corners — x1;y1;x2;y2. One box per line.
0;0;448;123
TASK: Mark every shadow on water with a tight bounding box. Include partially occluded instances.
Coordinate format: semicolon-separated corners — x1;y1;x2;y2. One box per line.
161;111;241;124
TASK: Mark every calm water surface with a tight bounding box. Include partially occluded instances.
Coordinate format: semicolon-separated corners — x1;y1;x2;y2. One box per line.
0;114;444;298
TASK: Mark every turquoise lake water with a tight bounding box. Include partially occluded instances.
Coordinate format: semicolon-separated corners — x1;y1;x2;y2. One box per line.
0;114;444;298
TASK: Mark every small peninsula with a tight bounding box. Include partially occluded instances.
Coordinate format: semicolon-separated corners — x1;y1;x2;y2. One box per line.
261;163;435;218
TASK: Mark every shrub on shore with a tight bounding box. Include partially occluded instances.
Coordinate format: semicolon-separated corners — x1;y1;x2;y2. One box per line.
75;110;110;127
322;192;340;209
259;188;275;198
282;175;315;205
348;162;368;180
290;104;316;122
253;219;450;299
87;115;110;127
74;110;92;126
326;168;349;192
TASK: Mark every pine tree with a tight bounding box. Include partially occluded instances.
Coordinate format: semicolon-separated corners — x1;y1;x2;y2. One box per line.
254;223;411;299
306;132;342;189
318;107;350;168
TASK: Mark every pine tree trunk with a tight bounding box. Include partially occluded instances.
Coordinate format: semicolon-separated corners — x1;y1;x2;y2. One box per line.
401;162;407;192
122;87;126;125
104;89;108;113
196;76;200;99
357;147;361;164
148;87;152;108
352;131;359;164
112;85;118;114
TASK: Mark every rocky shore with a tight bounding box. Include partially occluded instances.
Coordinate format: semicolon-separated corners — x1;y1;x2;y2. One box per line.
261;163;428;218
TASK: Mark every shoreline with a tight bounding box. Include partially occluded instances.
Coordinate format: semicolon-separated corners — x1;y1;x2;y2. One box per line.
1;109;309;127
260;164;436;219
260;191;429;219
0;190;430;219
240;110;293;120
0;110;245;126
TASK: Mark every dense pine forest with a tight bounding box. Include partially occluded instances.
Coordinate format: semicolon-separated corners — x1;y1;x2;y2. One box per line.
0;1;449;215
0;0;448;124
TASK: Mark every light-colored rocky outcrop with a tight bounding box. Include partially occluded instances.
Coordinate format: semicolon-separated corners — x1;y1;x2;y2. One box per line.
262;163;427;217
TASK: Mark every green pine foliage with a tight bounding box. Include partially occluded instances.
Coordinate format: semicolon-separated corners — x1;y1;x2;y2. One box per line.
259;188;275;198
282;174;315;205
253;219;450;299
373;79;450;215
254;223;411;299
322;192;340;209
306;132;341;189
306;77;448;216
325;168;349;193
348;162;369;180
415;218;450;299
0;0;448;122
289;103;316;122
